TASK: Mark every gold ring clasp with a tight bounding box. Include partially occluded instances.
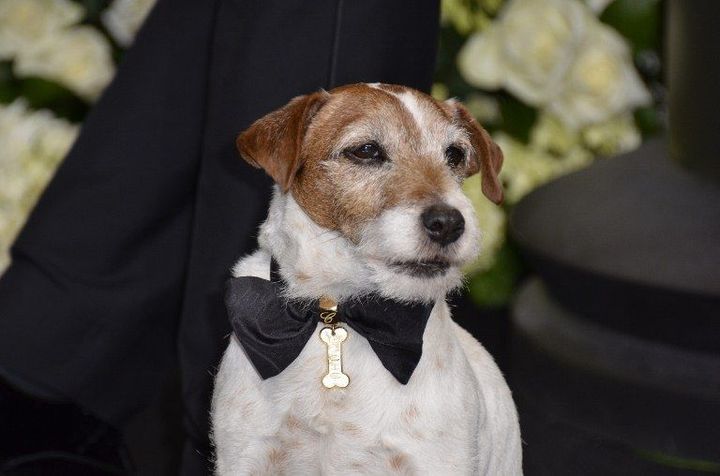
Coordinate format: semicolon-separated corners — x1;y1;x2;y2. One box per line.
320;311;337;324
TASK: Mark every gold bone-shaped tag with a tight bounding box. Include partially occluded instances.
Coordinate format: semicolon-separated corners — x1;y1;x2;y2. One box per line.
319;326;349;388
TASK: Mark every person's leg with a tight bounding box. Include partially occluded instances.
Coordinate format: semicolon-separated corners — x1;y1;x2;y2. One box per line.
0;0;218;425
176;0;440;472
0;0;439;472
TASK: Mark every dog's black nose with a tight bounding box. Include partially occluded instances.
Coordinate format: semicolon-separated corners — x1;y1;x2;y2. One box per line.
421;204;465;246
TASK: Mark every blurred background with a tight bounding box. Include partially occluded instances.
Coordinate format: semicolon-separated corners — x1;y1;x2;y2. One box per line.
2;0;718;474
0;0;663;299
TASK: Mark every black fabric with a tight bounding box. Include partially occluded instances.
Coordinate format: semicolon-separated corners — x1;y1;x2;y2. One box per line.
0;376;132;475
226;272;435;385
226;277;316;378
0;0;439;473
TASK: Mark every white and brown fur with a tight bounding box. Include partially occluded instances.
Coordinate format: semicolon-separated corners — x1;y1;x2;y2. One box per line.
211;83;522;475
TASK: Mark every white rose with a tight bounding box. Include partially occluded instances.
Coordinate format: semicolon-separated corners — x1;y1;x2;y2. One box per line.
0;100;77;198
530;113;580;155
585;0;614;14
581;113;641;156
0;100;77;272
464;92;501;125
458;0;591;105
13;26;115;101
101;0;156;47
549;24;651;126
0;100;44;172
0;0;82;60
457;0;651;128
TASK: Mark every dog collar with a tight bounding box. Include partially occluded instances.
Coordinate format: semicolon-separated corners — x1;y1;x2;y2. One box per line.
224;258;435;386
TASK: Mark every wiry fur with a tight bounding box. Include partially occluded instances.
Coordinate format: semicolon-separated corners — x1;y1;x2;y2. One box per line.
212;84;522;475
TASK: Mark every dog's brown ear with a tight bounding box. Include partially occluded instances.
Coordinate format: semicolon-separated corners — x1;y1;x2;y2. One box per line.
445;99;504;205
236;91;329;192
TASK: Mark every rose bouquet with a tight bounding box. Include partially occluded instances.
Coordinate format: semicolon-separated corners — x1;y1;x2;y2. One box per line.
437;0;663;305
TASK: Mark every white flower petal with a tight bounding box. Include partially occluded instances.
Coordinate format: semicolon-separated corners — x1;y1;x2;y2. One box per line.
550;23;651;127
585;0;614;14
0;0;82;59
459;0;597;106
101;0;156;47
0;100;78;273
13;26;115;101
530;112;580;154
457;29;505;90
464;92;501;124
581;113;642;156
497;0;589;104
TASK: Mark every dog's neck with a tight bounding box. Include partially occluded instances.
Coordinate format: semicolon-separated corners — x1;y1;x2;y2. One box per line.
257;189;376;301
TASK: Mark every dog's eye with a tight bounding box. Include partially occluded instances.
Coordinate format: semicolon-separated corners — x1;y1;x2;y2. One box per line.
445;146;465;168
347;143;386;163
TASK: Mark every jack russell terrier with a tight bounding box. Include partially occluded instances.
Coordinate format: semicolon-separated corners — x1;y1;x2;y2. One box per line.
211;83;522;475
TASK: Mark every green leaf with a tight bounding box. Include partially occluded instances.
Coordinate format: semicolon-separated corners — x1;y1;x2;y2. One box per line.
434;26;478;98
0;61;21;104
18;77;88;122
634;105;663;138
74;0;110;23
497;93;537;143
601;0;662;53
635;449;720;474
467;242;525;308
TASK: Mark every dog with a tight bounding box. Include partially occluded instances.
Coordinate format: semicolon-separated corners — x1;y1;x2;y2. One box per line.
211;83;522;475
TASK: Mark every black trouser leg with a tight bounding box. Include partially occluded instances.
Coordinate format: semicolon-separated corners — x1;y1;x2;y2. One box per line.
0;0;439;473
0;0;217;424
177;2;439;473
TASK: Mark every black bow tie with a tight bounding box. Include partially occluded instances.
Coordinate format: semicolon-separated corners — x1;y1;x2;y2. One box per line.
224;260;435;384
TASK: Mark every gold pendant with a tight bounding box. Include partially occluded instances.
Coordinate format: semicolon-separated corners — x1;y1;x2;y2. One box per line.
319;326;349;389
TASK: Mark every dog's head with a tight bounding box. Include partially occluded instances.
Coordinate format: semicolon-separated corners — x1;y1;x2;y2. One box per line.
237;83;503;301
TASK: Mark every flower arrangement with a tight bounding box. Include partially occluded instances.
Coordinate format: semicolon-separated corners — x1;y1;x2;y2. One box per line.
437;0;662;305
0;0;662;307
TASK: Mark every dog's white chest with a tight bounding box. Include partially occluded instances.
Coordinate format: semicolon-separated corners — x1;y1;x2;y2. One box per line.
212;250;522;475
212;305;489;475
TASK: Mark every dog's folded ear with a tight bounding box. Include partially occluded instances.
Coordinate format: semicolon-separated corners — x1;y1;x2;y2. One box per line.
236;91;330;192
444;99;504;205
